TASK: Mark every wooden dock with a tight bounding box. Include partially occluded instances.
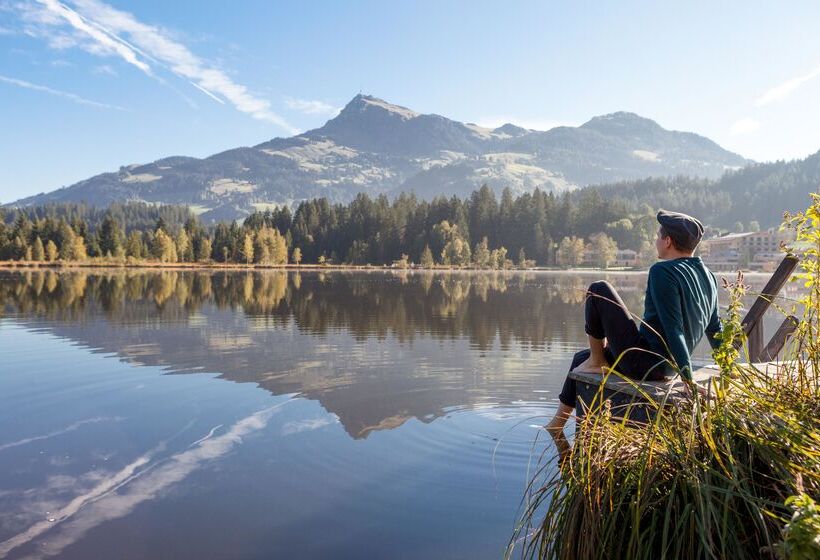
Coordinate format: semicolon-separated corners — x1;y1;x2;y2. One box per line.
569;255;800;422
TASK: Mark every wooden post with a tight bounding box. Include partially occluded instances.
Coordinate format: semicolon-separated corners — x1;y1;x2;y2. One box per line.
736;254;799;357
758;315;799;361
747;322;764;363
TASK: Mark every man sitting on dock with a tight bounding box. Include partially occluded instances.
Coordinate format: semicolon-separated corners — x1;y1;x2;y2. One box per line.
546;210;722;437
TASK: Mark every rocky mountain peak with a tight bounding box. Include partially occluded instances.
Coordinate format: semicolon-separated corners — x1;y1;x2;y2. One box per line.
335;94;420;121
310;94;478;156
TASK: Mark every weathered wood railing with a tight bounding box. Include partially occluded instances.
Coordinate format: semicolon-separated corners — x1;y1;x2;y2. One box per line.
569;254;799;422
740;254;799;361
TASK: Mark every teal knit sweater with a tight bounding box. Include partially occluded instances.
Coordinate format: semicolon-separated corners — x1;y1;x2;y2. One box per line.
639;257;722;380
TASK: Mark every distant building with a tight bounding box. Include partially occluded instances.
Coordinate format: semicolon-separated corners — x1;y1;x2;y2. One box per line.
614;249;639;268
699;228;793;271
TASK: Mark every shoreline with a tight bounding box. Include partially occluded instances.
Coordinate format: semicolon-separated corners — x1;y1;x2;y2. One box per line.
0;260;772;276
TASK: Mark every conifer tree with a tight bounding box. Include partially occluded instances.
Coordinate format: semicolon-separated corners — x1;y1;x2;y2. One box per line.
125;231;144;258
420;244;434;268
272;230;288;264
197;238;213;262
175;229;192;262
68;235;88;261
99;216;123;257
254;228;272;264
492;246;508;269
59;228;76;260
242;233;254;264
45;239;58;262
473;237;491;269
32;237;45;261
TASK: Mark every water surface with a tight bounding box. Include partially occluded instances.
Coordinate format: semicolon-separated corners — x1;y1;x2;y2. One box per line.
0;269;787;559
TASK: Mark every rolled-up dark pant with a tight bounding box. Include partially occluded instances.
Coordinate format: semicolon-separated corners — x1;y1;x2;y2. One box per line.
558;281;667;408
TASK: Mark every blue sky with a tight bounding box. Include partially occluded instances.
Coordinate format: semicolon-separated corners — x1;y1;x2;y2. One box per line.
1;0;819;203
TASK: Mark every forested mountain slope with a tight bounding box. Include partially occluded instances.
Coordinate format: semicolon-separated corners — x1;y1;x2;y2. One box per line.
581;150;820;228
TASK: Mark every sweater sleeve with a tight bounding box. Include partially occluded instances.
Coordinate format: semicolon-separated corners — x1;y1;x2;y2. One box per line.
705;273;722;350
648;266;692;380
705;303;722;350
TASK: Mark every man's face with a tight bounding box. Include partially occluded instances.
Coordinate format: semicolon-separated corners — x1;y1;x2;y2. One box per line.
656;227;672;259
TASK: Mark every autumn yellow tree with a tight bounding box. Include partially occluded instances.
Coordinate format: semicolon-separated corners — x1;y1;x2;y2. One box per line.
420;245;434;268
557;236;585;268
175;229;192;262
125;231;144;259
59;229;88;261
490;246;508;269
271;230;288;264
434;220;471;267
69;235;88;261
254;228;272;263
473;237;491;269
152;229;178;263
45;239;58;262
32;237;45;261
589;232;618;269
197;238;212;262
254;227;288;265
242;233;254;264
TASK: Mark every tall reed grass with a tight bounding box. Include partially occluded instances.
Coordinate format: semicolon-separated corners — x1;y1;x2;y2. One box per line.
510;196;820;560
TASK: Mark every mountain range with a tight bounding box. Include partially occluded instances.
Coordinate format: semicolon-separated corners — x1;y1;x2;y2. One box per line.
10;94;748;221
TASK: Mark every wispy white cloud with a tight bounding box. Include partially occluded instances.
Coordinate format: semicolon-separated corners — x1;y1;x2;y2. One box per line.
285;97;340;116
92;63;116;76
729;117;760;136
16;0;296;133
28;0;153;72
756;65;820;107
0;73;125;110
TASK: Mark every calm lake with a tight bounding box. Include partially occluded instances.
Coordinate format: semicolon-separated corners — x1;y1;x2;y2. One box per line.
0;269;787;559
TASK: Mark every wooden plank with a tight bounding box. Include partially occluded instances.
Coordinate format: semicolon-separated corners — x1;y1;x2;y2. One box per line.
758;315;798;361
568;362;784;401
568;365;720;400
572;361;797;423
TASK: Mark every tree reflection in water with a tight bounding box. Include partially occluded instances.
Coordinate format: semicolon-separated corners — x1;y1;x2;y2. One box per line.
0;269;776;439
